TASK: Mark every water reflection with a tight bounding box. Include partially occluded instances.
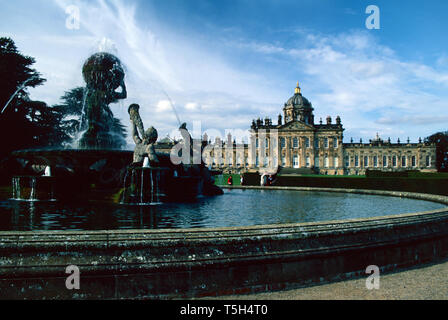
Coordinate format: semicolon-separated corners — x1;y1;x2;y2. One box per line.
0;189;444;231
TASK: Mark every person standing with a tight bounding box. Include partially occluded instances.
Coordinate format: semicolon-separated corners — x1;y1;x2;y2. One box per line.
227;175;233;185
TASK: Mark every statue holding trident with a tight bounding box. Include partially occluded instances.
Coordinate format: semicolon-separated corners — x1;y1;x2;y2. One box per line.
128;103;159;165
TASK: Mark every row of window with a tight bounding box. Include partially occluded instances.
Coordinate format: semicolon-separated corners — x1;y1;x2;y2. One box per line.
207;154;432;169
252;155;339;168
255;137;338;149
283;137;338;149
346;155;431;168
290;155;338;168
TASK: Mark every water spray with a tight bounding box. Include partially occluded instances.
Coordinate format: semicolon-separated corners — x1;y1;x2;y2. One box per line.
1;75;38;115
160;88;182;127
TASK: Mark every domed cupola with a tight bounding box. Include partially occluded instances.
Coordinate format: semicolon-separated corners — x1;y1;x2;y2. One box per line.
283;82;314;124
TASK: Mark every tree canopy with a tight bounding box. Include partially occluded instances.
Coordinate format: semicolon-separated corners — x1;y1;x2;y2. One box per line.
0;37;52;157
0;37;127;155
427;131;448;172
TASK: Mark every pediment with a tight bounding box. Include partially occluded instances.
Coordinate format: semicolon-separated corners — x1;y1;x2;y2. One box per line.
279;120;315;131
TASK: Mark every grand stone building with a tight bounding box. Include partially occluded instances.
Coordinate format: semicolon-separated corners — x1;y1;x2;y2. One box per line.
193;82;437;175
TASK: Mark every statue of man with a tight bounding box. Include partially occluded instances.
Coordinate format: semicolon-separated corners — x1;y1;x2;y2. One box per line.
128;104;159;165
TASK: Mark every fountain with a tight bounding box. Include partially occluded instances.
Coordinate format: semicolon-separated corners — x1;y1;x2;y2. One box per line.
10;52;222;203
2;52;448;300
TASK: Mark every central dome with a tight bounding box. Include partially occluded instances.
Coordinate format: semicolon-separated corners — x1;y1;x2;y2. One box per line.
286;93;312;108
286;82;312;109
283;82;315;124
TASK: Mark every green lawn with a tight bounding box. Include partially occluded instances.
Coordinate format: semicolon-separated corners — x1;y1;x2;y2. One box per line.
214;174;243;186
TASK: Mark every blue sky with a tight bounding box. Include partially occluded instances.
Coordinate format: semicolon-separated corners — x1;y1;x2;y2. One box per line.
1;0;448;145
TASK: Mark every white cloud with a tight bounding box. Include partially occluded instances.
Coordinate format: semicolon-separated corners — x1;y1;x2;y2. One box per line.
155;100;172;113
44;0;284;145
185;102;200;111
225;30;448;140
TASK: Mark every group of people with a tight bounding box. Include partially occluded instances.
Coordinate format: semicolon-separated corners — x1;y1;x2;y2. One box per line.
226;174;244;186
225;173;275;186
260;174;275;186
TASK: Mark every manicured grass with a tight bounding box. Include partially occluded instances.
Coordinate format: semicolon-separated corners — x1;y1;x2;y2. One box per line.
214;174;243;186
293;174;366;178
239;172;448;196
407;172;448;179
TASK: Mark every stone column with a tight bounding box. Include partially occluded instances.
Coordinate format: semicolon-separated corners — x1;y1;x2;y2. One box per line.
286;136;292;167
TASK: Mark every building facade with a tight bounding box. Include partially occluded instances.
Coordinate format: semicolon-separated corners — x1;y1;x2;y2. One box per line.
178;82;437;175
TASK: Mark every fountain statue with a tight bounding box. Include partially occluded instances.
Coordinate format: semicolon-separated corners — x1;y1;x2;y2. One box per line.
128;103;159;165
78;52;127;149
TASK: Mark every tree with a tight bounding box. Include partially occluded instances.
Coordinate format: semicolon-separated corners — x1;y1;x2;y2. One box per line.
427;131;448;172
0;37;46;109
0;37;47;157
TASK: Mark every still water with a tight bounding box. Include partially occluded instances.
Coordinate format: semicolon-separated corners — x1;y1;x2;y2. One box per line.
0;189;444;231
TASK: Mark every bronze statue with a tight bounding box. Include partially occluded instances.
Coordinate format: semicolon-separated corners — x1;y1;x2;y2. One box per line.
128;104;159;165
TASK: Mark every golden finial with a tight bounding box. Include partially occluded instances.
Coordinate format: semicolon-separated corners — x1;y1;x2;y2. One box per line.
294;81;301;94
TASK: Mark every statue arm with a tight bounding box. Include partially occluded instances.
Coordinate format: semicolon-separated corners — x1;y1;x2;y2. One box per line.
132;122;142;145
114;80;127;100
130;109;145;139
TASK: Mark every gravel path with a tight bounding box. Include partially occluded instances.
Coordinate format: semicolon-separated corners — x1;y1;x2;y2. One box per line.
209;260;448;300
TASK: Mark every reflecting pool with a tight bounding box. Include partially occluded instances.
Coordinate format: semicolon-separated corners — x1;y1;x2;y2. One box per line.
0;188;444;231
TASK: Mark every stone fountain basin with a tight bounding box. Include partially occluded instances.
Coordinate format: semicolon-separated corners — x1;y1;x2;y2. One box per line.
0;187;447;299
10;149;217;201
12;149;133;174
